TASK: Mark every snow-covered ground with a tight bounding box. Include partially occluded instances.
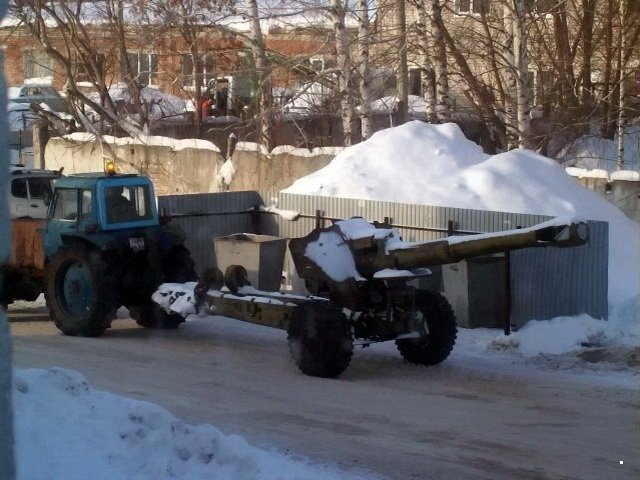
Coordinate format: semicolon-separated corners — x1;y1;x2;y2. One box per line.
13;367;372;480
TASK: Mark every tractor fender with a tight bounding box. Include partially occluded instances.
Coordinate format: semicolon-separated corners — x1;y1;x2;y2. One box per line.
59;232;120;252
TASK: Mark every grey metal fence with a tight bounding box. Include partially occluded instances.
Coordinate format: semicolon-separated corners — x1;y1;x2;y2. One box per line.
159;191;609;326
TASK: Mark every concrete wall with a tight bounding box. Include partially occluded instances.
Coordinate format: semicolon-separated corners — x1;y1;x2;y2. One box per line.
228;143;339;192
45;136;342;194
566;169;640;224
45;136;223;195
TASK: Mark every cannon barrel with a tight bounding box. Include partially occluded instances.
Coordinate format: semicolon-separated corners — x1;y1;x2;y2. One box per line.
372;219;589;273
289;217;589;282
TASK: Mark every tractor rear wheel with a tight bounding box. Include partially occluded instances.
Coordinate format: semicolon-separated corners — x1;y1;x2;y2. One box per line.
134;245;197;330
395;290;457;366
287;300;353;378
46;245;117;337
130;305;184;329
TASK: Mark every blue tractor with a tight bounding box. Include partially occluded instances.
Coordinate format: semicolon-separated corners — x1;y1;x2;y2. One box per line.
5;164;197;336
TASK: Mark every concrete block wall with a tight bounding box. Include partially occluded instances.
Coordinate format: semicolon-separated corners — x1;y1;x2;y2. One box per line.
45;135;343;194
566;168;640;224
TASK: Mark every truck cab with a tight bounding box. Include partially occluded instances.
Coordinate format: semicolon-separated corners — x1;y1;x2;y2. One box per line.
8;165;59;219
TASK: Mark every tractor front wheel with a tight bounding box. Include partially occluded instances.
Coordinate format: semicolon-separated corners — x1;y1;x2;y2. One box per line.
395;290;457;366
287;300;353;378
46;246;117;337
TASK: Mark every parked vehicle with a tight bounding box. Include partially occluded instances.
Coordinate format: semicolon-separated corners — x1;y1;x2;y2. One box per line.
1;164;197;337
10;84;69;113
8;164;59;219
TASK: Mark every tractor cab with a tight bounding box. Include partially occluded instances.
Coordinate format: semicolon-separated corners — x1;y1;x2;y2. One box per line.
43;172;160;258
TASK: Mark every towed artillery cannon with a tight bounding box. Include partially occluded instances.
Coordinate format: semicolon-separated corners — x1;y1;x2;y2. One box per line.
157;216;588;378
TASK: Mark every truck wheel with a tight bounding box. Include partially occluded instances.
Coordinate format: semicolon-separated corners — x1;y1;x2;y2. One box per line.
130;305;184;330
47;246;117;337
395;290;457;366
287;300;353;378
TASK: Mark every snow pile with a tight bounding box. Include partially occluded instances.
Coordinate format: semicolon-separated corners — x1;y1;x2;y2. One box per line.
490;313;639;357
559;126;640;171
370;95;427;115
13;367;367;480
284;121;639;312
86;85;189;121
283;82;330;115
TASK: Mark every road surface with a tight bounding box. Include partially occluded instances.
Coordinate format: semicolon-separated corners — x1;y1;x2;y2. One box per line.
8;306;639;480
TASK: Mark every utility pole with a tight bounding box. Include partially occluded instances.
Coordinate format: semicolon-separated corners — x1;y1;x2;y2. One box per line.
396;0;408;125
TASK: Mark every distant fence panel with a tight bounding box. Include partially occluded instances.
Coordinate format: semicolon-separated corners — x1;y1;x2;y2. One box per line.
158;191;265;273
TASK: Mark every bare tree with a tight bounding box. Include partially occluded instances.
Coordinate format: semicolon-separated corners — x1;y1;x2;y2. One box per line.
331;0;357;145
246;0;274;149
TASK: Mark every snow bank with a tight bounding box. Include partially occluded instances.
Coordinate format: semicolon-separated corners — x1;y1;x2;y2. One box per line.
490;311;639;357
284;121;640;310
13;368;368;480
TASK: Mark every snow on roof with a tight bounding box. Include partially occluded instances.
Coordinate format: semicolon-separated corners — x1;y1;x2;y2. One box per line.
558;128;640;172
611;170;640;182
283;120;640;309
565;167;610;180
370;95;427;115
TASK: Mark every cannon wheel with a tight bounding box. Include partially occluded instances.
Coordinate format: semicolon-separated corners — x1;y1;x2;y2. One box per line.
395;290;457;366
287;300;353;378
46;245;117;337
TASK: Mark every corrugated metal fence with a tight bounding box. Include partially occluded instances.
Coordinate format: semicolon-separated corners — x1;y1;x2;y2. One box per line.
159;191;609;327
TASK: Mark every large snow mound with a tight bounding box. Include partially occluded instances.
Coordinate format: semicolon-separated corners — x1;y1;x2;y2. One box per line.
13;368;372;480
284;121;640;309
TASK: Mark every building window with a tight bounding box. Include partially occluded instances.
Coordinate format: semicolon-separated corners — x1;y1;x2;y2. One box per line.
23;50;53;80
125;52;158;87
309;58;325;72
180;53;215;88
455;0;489;14
74;53;105;83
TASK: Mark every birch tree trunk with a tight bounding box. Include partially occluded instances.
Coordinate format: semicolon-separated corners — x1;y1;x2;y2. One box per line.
417;1;436;122
246;0;274;150
503;6;519;149
426;0;450;122
616;0;627;170
331;0;356;145
514;0;531;149
396;0;409;125
357;0;373;140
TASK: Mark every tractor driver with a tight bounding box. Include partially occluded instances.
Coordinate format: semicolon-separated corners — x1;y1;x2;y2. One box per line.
106;186;137;223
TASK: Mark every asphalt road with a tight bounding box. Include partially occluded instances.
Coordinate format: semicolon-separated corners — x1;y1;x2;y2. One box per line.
8;307;640;480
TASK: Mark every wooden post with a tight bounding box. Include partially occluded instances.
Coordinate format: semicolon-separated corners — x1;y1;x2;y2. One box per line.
32;119;49;169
